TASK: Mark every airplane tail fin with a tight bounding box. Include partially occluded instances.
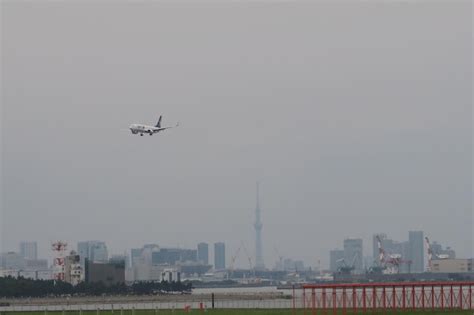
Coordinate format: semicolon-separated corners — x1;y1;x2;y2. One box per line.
155;115;162;128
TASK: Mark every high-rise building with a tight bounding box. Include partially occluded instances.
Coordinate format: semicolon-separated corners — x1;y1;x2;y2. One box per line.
400;241;411;273
329;249;345;272
408;231;424;272
91;242;108;262
151;248;197;265
343;238;363;274
77;242;89;266
130;248;143;268
20;241;38;260
77;241;108;267
214;242;225;270
254;182;265;270
141;244;159;266
197;243;209;265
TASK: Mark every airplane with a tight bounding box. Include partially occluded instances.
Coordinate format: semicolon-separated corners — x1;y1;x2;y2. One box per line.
129;116;179;136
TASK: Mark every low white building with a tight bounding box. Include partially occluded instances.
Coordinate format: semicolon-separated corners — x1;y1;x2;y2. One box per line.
65;252;82;285
161;268;180;282
431;259;473;273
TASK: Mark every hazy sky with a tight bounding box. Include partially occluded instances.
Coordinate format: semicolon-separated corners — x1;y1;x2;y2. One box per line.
1;1;472;269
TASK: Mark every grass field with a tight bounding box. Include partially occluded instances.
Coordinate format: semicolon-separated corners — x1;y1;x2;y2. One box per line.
0;310;472;315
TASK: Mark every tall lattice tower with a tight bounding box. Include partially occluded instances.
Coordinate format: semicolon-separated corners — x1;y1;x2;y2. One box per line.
52;241;67;281
254;182;265;270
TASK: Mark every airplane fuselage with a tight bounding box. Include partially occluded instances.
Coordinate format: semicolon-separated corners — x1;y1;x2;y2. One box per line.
129;124;161;136
129;115;178;136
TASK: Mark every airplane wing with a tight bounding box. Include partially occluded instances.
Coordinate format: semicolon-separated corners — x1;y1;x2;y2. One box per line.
155;122;179;132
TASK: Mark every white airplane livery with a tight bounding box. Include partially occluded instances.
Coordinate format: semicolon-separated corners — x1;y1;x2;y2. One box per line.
129;116;179;136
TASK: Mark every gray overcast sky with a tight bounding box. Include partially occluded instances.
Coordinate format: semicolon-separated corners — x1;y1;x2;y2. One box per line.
1;0;472;269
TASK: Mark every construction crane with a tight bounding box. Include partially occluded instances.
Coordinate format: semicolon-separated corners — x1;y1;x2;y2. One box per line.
241;242;256;279
228;242;257;279
425;236;449;272
336;254;357;275
425;236;433;271
228;245;242;278
367;236;386;274
273;247;284;271
376;235;412;274
241;242;254;270
376;235;385;265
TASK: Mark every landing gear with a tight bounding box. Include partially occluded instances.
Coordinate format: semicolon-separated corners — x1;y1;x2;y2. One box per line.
140;133;143;136
149;131;153;136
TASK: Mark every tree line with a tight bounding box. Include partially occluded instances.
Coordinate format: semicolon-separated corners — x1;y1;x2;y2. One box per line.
0;277;192;298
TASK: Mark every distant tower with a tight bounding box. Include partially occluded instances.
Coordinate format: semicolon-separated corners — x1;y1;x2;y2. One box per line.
197;242;209;265
214;242;226;270
20;241;38;260
254;182;265;270
52;241;68;281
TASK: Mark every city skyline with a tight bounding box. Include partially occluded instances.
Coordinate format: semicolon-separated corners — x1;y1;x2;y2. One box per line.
1;228;462;271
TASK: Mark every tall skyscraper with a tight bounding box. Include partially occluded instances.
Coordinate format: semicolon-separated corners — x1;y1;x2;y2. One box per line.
197;243;209;265
90;242;108;262
254;182;265;270
19;241;38;260
343;238;363;274
214;242;225;270
77;242;89;266
409;231;424;272
77;241;108;267
130;248;143;268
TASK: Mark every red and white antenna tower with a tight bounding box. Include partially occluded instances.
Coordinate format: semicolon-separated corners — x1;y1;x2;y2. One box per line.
52;241;68;281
